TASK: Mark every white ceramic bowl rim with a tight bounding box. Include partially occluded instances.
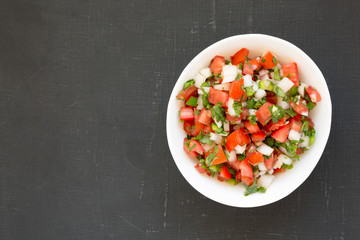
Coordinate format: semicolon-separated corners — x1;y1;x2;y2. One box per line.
166;34;332;208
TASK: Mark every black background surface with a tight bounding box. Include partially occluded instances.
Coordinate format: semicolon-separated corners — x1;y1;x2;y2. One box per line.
0;0;359;239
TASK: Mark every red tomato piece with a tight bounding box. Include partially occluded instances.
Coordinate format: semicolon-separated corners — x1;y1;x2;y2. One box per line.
290;100;308;116
231;48;249;65
192;121;206;136
183;138;198;159
183;120;194;135
226;114;242;122
176;85;197;100
282;62;299;86
271;124;291;143
273;167;284;174
264;154;276;171
306;86;322;102
246;143;257;157
236;128;251;146
180;107;195;121
261;51;277;69
194;164;207;174
197;109;212;125
247;152;264;165
244;120;261;134
255;102;273;125
211;144;228;166
305;117;315;129
219;166;232;180
289;118;302;132
251;131;266;143
188;139;205;154
225;130;241;152
263;117;287;132
266;91;277;104
210;55;225;75
249;57;262;71
239;159;254;186
241;108;249;120
229;78;245;101
242;61;254;76
208;87;229;107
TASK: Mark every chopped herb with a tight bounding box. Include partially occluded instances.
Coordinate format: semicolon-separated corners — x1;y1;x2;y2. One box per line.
226;179;238;185
244;182;267;196
208;164;222;173
236;73;242;80
238;153;246;161
211;123;227;135
186;96;198;107
274;84;286;98
201;81;211;88
202;93;211;110
205;145;219;166
263;154;271;160
245;60;251;67
273;66;281;81
198;133;213;145
272;57;277;65
282;163;293;169
245;86;254;96
289;86;299;97
183;79;195;90
261;58;266;63
239;62;243;70
284;142;297;157
186;135;191;140
304;91;311;102
248;115;257;125
211;103;226;123
254;99;267;109
269;105;285;123
185;140;196;151
225;60;230;65
286;74;291;78
194;109;200;116
307;101;316;110
216;73;222;79
233;101;243;117
301;121;309;133
285;107;297;117
293;95;300;103
228;168;236;176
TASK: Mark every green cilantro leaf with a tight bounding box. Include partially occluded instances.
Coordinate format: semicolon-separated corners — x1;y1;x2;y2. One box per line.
211;103;226;123
273;66;281;81
274;84;286;98
285;108;297;118
269;105;285;123
244;182;267;196
238;153;246;161
183;79;195;90
233;101;243;117
186;96;198;107
202;93;211;110
239;62;243;70
272;57;277;65
205;145;219;166
261;58;265;63
248;115;257;125
225;60;230;65
236;73;242;80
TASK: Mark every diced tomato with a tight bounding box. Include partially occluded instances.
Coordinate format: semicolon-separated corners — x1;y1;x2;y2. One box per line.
197;109;212;125
251;131;266;143
261;51;277;69
273;167;284;174
266;91;277;105
183;138;198;159
247;152;264;165
282;62;299;86
176;85;197;100
289;118;302;132
235;171;242;182
264;154;275;171
290;100;308;116
230;48;249;65
246;143;257;157
241;108;249;120
219;166;232;180
296;147;303;155
208;87;229;107
271;124;291;143
210;55;225;75
244;120;260;134
306;86;322;102
237;128;251;146
229;78;245;101
225;130;241;152
305;117;315;129
239;159;254;186
183;120;194;134
263;117;287;132
192;121;205;136
242;61;254;76
207;144;228;166
255;102;273;125
180;107;195;121
188;139;205;154
226;114;242;122
194;164;207;174
249;57;262;71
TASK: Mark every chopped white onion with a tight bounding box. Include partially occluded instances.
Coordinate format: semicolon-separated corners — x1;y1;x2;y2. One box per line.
254;170;260;178
222;65;238;83
210;133;223;144
233;124;242;130
203;87;210;93
225;149;237;162
259;69;269;76
242;102;247;107
288;129;301;141
310;93;318;102
252;82;259;91
270;72;275;79
214;119;222;128
255;89;267;99
299;135;310;148
235;144;246;154
273;159;283;169
279;146;289;156
200;67;212;78
248;109;257;116
268;169;274;175
243;74;253;87
259;171;267;176
298;83;307;97
227;98;236;117
258;162;267;171
278;154;292;166
233;120;242;125
202;143;214;152
260;74;270;80
198;89;204;95
258;174;275;189
223;121;230;131
194;73;206;88
277;96;290;110
301;111;308;116
214;83;230;91
277;77;294;92
196;95;203;110
257;144;274;156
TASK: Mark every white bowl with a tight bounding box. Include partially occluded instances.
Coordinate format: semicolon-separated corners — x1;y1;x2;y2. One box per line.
166;34;332;208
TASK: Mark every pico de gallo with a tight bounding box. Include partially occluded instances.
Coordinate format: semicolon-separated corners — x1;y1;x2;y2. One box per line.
176;48;321;196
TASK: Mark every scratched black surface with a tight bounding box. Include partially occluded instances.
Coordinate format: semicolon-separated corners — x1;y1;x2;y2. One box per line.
0;0;359;239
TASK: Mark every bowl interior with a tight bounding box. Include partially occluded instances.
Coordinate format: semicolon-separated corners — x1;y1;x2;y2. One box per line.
166;34;332;207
